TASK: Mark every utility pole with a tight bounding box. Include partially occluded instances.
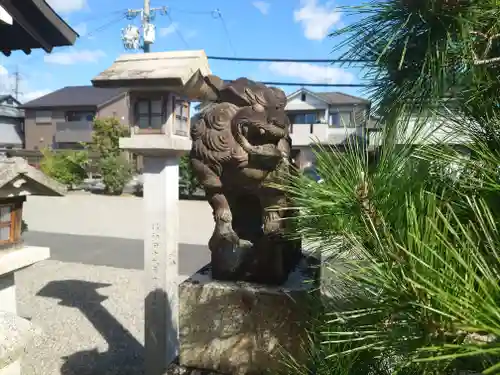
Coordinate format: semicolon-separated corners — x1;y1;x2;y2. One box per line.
143;0;151;53
13;66;21;100
122;3;166;53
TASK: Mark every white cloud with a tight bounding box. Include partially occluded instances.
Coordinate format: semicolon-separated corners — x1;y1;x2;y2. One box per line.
294;0;341;40
43;49;105;65
21;90;52;103
0;65;52;103
47;0;87;13
74;22;87;37
264;62;354;84
159;23;178;37
160;23;196;40
253;1;270;15
185;30;197;39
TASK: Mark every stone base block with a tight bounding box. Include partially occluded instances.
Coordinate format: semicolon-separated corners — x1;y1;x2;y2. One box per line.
179;258;317;375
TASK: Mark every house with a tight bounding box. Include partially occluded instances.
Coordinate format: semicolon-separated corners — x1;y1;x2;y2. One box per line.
21;85;192;151
0;95;24;149
285;88;373;168
21;86;130;150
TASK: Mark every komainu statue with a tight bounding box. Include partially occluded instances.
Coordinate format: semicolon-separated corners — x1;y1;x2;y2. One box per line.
190;76;302;285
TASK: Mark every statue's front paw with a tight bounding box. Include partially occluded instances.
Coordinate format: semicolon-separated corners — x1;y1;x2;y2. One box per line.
238;239;253;249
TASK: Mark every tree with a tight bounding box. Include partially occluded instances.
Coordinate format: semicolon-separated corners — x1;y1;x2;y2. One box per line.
179;155;201;198
91;117;129;156
331;0;500;127
90;117;134;195
281;1;500;375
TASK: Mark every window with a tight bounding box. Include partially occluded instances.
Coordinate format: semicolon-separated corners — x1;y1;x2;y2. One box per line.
55;142;85;150
136;98;164;132
66;111;95;122
305;113;317;123
330;112;340;127
0;199;23;248
294;112;317;124
340;112;355;128
35;111;51;124
173;98;190;136
300;93;306;102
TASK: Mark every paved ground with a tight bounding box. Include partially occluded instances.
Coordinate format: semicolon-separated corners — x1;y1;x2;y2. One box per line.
23;231;210;275
17;261;145;375
14;195;214;375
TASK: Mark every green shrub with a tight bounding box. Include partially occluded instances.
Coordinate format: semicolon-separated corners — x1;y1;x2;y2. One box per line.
99;155;133;195
39;148;88;187
179;155;201;198
89;117;132;195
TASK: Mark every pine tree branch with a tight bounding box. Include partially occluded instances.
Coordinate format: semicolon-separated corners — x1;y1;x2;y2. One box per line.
471;31;500;66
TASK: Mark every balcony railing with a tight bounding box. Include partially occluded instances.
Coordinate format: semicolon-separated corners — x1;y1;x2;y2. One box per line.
289;123;368;146
55;121;92;143
0;105;24;118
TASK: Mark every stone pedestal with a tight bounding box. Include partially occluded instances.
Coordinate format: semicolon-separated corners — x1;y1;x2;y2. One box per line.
0;246;50;375
178;258;317;375
120;135;191;375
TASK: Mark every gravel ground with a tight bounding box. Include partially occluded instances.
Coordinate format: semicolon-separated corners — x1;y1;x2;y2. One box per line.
15;260;144;375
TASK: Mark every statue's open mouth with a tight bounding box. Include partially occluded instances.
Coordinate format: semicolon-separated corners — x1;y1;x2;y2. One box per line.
240;123;286;145
234;122;287;163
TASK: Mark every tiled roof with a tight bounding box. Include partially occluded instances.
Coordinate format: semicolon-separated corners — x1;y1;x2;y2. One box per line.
314;92;370;105
0;0;77;56
21;86;127;109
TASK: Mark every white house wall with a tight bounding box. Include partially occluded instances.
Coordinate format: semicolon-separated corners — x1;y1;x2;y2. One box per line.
286;92;329;111
369;115;470;146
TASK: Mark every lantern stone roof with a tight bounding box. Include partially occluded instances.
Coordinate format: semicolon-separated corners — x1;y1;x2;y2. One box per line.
0;156;66;198
91;50;211;98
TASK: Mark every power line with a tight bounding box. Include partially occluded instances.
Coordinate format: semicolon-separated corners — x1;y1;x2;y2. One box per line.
223;80;369;87
213;9;237;57
165;11;190;48
86;14;127;38
77;9;128;23
166;6;218;15
208;56;370;64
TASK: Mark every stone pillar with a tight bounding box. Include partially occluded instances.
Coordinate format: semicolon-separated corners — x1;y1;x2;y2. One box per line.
120;136;191;375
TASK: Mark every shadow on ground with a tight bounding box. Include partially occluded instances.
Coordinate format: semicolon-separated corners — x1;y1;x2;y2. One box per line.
37;280;147;375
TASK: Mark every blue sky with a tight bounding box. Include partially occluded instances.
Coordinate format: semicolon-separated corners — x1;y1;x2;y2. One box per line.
0;0;369;103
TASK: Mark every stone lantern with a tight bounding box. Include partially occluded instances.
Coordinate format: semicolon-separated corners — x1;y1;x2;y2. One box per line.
0;156;65;375
92;50;212;375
